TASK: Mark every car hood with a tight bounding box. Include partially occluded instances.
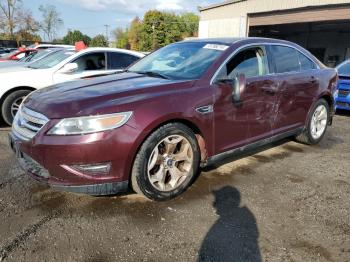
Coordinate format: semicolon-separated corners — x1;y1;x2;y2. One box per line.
24;72;196;119
0;65;33;73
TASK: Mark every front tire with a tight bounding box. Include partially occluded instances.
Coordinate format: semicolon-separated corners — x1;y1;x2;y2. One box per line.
131;123;200;201
1;90;31;125
295;98;329;145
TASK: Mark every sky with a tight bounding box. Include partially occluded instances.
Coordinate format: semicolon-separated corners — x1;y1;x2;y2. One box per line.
23;0;222;40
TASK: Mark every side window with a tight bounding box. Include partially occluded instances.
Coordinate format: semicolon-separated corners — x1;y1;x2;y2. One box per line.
221;47;268;79
73;52;106;72
107;52;139;70
298;52;316;71
270;45;300;73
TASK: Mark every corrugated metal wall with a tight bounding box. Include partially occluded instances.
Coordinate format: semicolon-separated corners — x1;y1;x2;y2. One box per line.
200;0;350;20
199;0;350;38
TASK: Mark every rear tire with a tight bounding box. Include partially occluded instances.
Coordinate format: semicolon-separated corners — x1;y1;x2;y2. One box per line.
295;99;329;145
1;90;31;125
131;123;200;201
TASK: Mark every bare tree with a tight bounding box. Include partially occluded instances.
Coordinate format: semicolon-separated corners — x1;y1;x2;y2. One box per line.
0;0;21;38
39;4;63;41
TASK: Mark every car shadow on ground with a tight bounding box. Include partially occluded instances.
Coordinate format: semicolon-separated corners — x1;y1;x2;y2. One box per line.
336;109;350;117
198;186;262;262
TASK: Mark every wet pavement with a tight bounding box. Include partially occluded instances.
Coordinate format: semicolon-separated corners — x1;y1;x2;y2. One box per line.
0;112;349;262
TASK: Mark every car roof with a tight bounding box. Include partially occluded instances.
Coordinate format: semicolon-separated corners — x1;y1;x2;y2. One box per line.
77;47;145;57
181;37;300;47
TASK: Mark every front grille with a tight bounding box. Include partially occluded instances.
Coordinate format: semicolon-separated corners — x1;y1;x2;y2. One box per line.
12;106;49;141
338;89;350;97
337;102;350;108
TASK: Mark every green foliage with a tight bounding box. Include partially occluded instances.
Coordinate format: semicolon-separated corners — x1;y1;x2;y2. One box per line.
113;11;199;52
62;30;91;46
90;34;108;47
128;17;142;51
113;27;129;49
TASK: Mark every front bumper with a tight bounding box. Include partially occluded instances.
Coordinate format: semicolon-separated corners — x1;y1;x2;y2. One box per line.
8;122;140;195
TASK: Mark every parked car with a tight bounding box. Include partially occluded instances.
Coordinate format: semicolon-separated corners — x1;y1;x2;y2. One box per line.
0;48;63;69
0;48;37;61
28;44;74;50
0;47;144;124
9;38;337;201
0;48;17;56
334;59;350;110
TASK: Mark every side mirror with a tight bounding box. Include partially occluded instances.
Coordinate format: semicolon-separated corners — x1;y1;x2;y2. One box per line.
232;74;246;105
60;63;78;74
216;74;246;106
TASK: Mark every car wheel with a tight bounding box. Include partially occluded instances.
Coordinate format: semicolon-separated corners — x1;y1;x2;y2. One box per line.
1;90;31;125
295;98;329;145
131;123;200;201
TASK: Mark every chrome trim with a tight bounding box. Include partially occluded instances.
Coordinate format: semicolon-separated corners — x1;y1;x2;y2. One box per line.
210;42;320;85
12;106;49;142
196;105;214;114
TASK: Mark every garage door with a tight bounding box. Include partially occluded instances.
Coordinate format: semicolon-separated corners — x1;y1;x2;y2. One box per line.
249;4;350;27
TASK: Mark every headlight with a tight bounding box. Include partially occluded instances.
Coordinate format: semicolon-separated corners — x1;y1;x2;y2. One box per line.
48;112;132;135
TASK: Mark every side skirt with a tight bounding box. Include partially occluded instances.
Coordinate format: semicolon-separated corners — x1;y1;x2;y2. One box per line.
203;127;304;167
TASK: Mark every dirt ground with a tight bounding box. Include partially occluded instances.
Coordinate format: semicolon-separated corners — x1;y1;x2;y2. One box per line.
0;112;349;262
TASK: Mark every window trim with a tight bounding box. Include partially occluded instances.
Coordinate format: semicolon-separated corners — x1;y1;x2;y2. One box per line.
217;45;270;81
211;42;320;84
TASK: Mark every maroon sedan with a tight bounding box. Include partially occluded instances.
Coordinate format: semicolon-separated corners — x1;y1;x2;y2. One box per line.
9;38;337;201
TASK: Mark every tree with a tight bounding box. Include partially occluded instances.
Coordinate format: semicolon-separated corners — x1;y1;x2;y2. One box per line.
112;11;200;52
128;17;142;51
39;4;63;41
90;34;108;47
179;13;199;38
15;9;40;41
113;27;129;49
0;0;21;39
62;30;91;45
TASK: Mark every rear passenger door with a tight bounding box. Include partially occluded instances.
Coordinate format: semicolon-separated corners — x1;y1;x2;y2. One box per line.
268;45;319;134
107;52;140;71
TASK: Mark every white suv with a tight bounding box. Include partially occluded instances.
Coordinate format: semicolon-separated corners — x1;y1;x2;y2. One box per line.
0;47;144;125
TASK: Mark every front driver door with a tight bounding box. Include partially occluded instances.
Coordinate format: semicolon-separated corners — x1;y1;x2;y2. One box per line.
53;52;111;84
213;45;278;154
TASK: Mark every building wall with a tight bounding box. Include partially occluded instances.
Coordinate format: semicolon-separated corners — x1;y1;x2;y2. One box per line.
199;0;350;38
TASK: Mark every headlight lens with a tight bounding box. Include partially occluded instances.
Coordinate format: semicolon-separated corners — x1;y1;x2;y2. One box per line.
48;112;132;135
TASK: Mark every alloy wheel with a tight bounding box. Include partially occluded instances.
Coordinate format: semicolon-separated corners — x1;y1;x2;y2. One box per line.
310;104;328;140
11;96;25;118
147;135;194;192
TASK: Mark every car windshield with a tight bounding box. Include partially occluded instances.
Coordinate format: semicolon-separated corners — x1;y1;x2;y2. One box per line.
20;50;52;62
337;61;350;76
128;42;228;80
28;49;76;69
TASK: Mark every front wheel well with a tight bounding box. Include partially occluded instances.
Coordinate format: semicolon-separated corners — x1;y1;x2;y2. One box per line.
136;119;209;164
320;94;333;110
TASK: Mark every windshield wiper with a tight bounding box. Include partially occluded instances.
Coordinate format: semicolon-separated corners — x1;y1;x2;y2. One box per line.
133;70;170;79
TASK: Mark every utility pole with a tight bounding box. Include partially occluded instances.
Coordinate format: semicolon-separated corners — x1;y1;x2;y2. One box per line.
104;24;110;43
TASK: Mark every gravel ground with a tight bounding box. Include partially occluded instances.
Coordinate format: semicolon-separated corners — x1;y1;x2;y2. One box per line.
0;112;349;262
